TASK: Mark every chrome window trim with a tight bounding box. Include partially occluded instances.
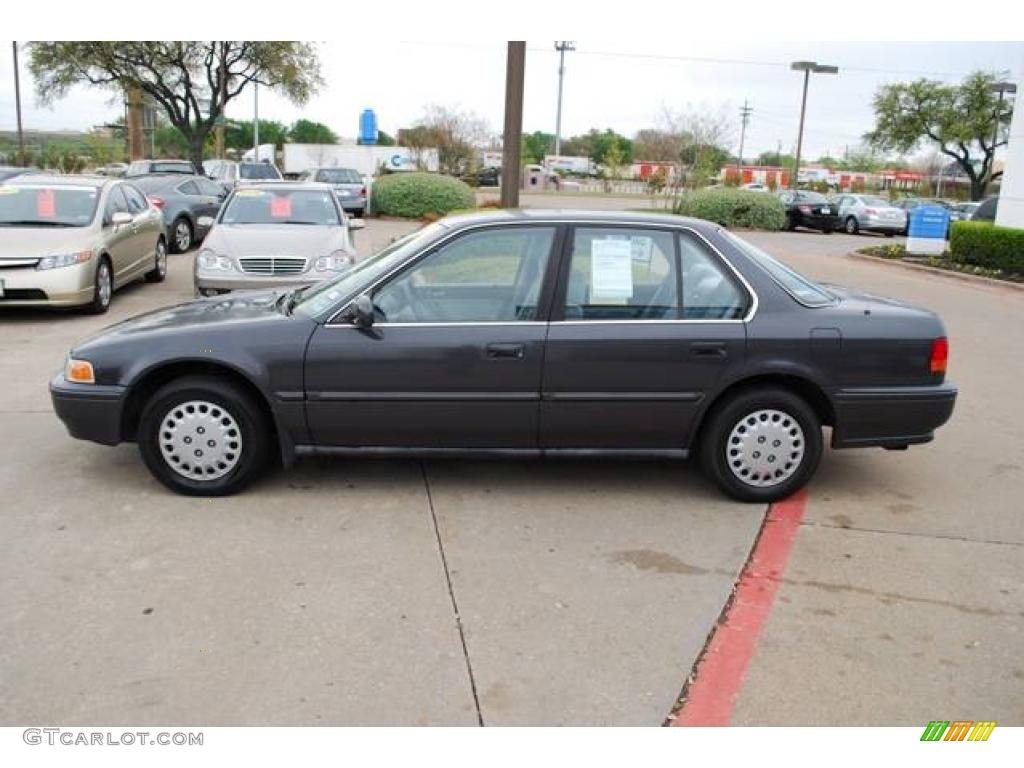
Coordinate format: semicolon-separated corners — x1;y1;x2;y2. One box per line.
324;219;759;328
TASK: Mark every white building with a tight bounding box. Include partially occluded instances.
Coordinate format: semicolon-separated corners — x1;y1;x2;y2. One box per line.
995;67;1024;228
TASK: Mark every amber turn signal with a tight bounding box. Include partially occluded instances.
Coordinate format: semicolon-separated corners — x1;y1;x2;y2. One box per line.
66;359;95;384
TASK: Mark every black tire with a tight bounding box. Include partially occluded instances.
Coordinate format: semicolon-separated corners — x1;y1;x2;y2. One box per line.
170;217;193;253
699;387;823;503
145;238;167;283
844;216;859;235
86;257;113;314
137;375;271;496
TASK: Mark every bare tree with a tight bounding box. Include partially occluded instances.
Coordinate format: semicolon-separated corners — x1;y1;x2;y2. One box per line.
407;105;491;175
654;104;736;206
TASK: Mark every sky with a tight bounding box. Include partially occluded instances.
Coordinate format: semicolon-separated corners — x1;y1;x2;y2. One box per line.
1;40;1022;162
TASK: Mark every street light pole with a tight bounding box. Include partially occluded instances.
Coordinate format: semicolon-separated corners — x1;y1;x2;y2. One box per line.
991;81;1017;180
553;41;575;157
12;42;25;166
790;61;838;190
253;81;259;161
737;100;752;174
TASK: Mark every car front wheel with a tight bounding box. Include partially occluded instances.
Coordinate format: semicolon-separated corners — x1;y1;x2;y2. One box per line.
138;375;270;496
700;388;823;503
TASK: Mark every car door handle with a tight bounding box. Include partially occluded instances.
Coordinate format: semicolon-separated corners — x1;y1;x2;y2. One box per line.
486;343;525;359
690;342;727;358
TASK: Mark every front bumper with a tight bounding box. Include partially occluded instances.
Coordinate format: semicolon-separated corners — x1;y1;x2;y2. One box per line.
194;270;338;293
830;383;957;449
50;374;128;446
0;262;94;307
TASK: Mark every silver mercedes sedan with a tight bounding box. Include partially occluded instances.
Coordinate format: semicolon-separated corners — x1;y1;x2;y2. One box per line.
193;182;363;296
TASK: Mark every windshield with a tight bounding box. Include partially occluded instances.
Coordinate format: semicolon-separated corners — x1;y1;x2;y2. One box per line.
859;195;890;207
152;162;193;174
721;230;834;307
793;191;827;203
0;184;100;227
221;188;341;226
293;223;446;318
315;168;362;184
239;163;282;180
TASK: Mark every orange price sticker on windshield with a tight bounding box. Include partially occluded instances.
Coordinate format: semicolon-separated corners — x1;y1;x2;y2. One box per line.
270;195;292;218
37;189;56;218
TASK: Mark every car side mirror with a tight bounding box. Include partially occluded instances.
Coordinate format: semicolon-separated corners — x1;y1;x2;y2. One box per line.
347;218;365;231
111;211;133;226
350;293;375;328
197;216;215;228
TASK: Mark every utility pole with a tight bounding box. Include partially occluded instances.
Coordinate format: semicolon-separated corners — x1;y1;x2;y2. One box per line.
215;45;227;159
553;41;575;157
253;81;259;161
991;81;1017;179
126;87;145;161
790;61;838;189
12;42;25;165
501;42;526;208
736;100;752;173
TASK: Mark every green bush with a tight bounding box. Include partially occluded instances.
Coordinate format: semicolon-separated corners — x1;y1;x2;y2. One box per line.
675;188;786;230
371;172;475;218
949;221;1024;274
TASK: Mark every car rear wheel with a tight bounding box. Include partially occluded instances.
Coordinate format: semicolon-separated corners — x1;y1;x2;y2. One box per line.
844;216;859;235
785;214;797;231
145;238;167;283
138;375;270;496
171;217;193;253
86;258;113;314
699;387;822;503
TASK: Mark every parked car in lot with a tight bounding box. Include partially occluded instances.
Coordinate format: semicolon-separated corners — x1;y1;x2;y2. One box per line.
777;190;840;233
125;159;195;177
50;210;956;502
836;194;907;236
193;182;362;296
0;175;166;313
949;201;980;222
131;174;226;253
461;167;501;188
298;167;367;217
740;182;767;191
210;160;283;191
970;196;998;222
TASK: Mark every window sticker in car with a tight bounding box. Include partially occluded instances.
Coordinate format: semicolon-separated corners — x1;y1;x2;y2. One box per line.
270;195;292;218
590;238;634;301
234;188;265;197
36;189;56;218
0;185;18;195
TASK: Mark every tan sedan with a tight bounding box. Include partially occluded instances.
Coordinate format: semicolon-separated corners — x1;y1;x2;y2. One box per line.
0;175;166;313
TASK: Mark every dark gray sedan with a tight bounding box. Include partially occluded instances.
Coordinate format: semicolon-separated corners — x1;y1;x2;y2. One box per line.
132;174;226;252
50;210;956;502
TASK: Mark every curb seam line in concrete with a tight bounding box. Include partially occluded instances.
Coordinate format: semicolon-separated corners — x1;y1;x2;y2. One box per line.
420;461;485;726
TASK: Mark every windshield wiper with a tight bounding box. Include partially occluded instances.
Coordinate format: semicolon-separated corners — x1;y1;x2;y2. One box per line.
0;220;77;227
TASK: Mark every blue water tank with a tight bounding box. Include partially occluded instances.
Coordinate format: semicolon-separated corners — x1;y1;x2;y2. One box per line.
359;109;378;145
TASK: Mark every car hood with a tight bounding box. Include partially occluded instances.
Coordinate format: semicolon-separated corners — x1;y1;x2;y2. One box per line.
204;224;349;257
76;290;289;350
0;226;97;257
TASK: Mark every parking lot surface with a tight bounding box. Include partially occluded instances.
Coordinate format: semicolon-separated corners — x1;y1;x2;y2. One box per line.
1;209;1021;725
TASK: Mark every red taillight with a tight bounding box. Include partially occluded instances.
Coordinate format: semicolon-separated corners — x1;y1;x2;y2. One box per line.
930;337;948;374
863;207;877;215
148;196;165;209
360;186;367;196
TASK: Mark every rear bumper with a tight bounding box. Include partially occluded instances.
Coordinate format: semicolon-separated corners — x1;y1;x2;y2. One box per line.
830;383;957;449
50;374;127;446
796;213;841;230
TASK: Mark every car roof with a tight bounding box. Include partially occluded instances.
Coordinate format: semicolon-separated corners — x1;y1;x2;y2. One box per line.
232;181;332;191
435;208;716;233
132;173;204;187
6;173;109;188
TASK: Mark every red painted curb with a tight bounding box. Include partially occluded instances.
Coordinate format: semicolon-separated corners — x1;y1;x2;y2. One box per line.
671;489;809;726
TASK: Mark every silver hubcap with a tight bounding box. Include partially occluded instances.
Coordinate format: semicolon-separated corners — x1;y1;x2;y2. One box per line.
726;409;805;488
175;222;191;250
97;264;111;306
158;400;243;481
156;242;167;275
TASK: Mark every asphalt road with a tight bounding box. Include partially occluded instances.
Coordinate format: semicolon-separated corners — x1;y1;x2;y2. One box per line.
0;208;1020;726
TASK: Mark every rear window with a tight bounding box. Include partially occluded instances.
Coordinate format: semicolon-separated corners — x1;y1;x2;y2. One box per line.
0;184;100;227
315;168;362;184
239;163;282;180
152;162;193;174
722;230;835;307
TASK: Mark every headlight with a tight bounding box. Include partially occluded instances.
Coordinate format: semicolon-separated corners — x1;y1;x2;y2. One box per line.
65;357;95;384
197;249;233;271
37;250;93;271
314;250;355;272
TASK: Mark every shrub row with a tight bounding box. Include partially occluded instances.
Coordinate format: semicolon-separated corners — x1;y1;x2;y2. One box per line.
370;172;475;218
949;221;1024;274
675;188;785;231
